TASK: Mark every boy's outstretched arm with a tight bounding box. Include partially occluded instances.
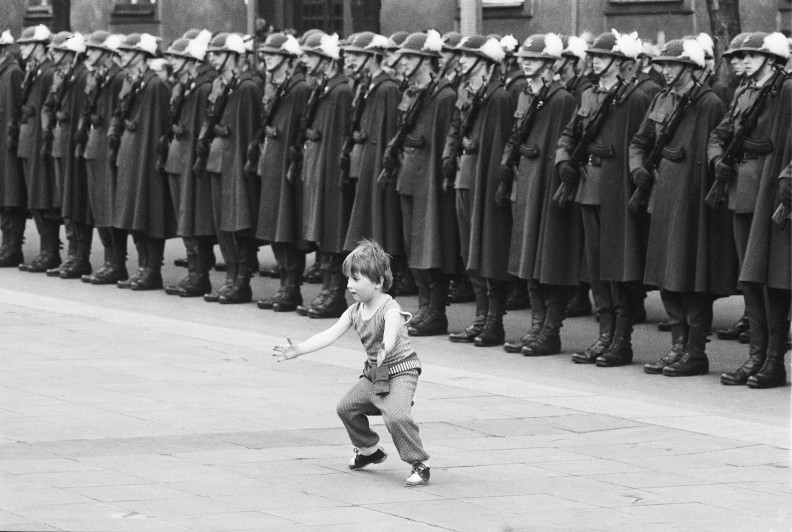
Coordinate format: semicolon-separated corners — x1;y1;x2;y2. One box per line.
272;309;352;362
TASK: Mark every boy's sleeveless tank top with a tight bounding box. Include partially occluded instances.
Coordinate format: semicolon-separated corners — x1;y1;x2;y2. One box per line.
349;296;417;368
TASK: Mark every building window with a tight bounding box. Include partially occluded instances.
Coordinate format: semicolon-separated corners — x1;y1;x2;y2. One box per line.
606;0;692;15
300;0;344;34
482;0;524;7
111;0;159;25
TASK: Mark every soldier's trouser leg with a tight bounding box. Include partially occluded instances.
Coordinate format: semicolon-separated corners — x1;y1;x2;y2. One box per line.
0;208;26;266
400;195;413;260
580;205;613;322
595;281;637;367
661;291;712;376
130;236;164;291
59;221;93;278
219;233;254;304
748;288;790;388
270;243;305;312
449;272;488;342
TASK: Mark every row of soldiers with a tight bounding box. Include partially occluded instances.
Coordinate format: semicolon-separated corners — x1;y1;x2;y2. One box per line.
0;25;789;389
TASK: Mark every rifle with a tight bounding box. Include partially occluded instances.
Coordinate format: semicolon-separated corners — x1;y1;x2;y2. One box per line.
448;72;490;161
244;70;294;177
552;67;640;207
41;57;79;158
338;70;372;185
705;63;790;208
157;78;190;176
376;73;439;187
628;70;714;213
74;68;106;158
286;71;328;183
772;202;790;229
7;61;39;153
107;71;144;168
503;79;552;173
192;74;236;177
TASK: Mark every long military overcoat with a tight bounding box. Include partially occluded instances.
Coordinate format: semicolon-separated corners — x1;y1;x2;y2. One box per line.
301;74;352;253
344;72;401;254
165;63;216;238
113;69;176;239
83;64;123;228
630;84;737;296
0;55;25;209
506;81;580;286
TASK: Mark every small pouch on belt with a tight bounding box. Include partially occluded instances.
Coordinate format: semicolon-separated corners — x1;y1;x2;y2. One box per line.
461;137;478;154
264;125;279;138
352;130;367;143
371;364;390;396
741;137;773;159
89;113;103;127
124;119;138;132
55;110;69;123
660;145;685;161
213;124;230;137
586;143;614;167
403;134;425;149
518;143;540;159
171;123;185;138
305;128;321;142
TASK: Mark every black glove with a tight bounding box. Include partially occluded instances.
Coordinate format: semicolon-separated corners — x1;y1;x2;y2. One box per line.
499;162;515;184
441;157;456;182
288;145;302;163
714;159;736;183
495;181;512;207
557;161;580;187
381;147;398;175
780;177;792;205
632;166;653;190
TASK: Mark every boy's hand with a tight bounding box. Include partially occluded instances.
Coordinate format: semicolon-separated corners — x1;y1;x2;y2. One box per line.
272;337;300;362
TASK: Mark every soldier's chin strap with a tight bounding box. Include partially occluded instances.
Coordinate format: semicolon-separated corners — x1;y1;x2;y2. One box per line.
461;56;482;78
353;54;372;79
310;56;329;77
404;55;425;80
668;63;690;89
266;54;286;73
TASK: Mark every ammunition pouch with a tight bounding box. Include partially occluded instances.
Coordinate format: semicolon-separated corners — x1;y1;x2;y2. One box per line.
586;143;614;167
461;137;478;154
305;128;321;142
741;138;773;159
518;143;540;159
123;120;138;132
352;131;367;143
264;125;279;138
403;135;425;149
660;146;685;162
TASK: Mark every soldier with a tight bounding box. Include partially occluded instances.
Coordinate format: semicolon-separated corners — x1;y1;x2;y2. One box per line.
500;33;579;356
294;32;353;318
499;35;526;104
386;30;458;336
0;30;26;267
439;31;464;89
80;33;127;285
253;32;311;312
555;35;594;319
713;32;752;343
710;32;792;388
112;33;175;291
162;31;217;298
15;25;58;273
201;33;262;304
45;32;91;279
445;35;513;347
629;38;731;376
556;30;651;367
343;33;403;283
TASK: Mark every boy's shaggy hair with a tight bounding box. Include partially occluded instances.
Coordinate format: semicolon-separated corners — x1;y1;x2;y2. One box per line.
342;239;393;291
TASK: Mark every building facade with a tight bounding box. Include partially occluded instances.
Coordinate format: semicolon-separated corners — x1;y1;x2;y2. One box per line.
6;0;792;47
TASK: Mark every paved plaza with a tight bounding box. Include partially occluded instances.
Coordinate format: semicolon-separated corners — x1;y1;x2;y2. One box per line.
0;235;790;531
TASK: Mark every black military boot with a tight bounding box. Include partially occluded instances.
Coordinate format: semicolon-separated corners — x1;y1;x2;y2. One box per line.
60;222;93;279
747;289;790;389
409;271;449;336
258;269;286;309
272;247;305;312
309;264;348;318
167;238;197;295
131;237;164;291
474;279;508;347
47;221;74;277
450;275;488;343
219;235;255;304
408;269;432;330
565;283;593;318
180;238;213;297
505;283;546;353
505;279;530;311
571;312;614;364
644;323;687;374
23;217;61;273
304;261;322;284
89;229;127;285
395;267;418;296
596;314;633;367
663;325;708;377
119;233;148;289
522;285;567;356
83;228;112;282
716;314;749;341
0;210;25;267
721;324;767;385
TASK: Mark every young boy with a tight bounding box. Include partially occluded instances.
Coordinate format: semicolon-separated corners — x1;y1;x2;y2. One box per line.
273;239;430;487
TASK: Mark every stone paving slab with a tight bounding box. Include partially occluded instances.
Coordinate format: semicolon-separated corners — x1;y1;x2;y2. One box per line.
0;286;789;531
